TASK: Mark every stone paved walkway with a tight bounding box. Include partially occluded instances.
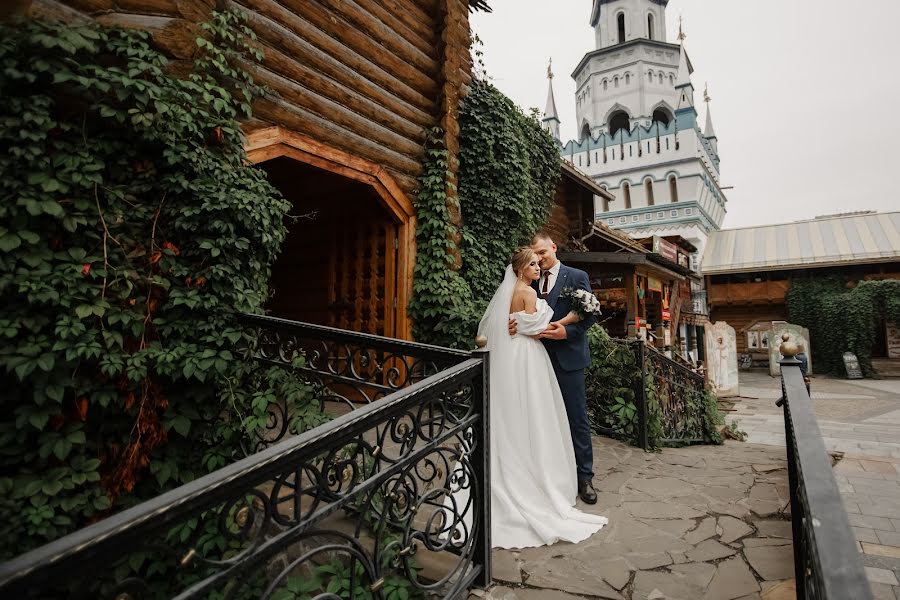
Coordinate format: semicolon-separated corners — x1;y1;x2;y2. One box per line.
470;437;794;600
726;371;900;600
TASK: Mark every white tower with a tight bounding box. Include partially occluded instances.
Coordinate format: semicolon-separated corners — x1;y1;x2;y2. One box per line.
559;0;728;263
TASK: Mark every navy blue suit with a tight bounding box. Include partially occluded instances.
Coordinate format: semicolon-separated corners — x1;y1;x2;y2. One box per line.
532;263;596;481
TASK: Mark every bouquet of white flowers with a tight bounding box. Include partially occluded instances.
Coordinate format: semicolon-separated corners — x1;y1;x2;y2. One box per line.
560;287;602;320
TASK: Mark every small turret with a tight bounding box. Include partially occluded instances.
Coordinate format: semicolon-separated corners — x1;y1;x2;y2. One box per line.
703;83;719;157
542;59;561;141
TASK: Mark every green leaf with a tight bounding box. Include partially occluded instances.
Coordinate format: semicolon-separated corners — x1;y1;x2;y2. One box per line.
42;480;63;496
74;305;93;319
171;415;191;437
0;233;21;252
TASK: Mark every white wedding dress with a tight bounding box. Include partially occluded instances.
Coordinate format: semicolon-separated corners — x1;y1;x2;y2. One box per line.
476;266;608;549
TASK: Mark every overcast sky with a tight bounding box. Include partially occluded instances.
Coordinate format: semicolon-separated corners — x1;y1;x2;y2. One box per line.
470;0;900;229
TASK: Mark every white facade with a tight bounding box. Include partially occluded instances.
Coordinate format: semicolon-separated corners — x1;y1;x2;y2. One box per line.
546;0;728;262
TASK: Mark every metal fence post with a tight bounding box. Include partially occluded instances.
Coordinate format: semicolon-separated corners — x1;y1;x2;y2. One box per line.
634;341;649;450
471;337;491;588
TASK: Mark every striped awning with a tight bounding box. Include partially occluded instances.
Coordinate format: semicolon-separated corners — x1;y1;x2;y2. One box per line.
702;211;900;274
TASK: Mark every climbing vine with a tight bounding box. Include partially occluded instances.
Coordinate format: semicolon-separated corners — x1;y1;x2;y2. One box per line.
787;277;900;376
0;13;324;559
456;80;561;305
585;327;722;449
409;80;561;348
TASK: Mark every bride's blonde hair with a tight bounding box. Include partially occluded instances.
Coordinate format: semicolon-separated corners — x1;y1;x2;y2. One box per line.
510;247;536;277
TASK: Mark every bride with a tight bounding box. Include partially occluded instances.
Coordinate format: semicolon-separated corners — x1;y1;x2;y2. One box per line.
476;247;608;549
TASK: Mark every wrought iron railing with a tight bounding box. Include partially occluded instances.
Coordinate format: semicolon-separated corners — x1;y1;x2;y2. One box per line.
238;314;472;451
777;349;873;599
587;339;709;449
0;319;491;600
644;345;707;446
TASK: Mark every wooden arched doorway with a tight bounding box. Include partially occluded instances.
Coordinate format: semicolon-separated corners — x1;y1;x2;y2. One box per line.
246;127;415;339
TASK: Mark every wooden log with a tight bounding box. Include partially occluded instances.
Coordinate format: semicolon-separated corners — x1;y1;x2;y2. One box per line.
94;13;200;59
249;99;423;180
111;0;180;15
246;60;425;159
277;0;439;97
233;0;436;117
314;0;438;71
248;39;427;147
54;0;113;13
364;0;435;55
377;0;437;37
173;0;214;21
24;0;90;20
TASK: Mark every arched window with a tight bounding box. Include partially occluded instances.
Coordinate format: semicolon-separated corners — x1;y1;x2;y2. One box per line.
648;71;653;83
652;108;672;127
669;175;679;203
625;73;631;85
580;122;592;142
614;76;619;88
609;110;630;137
645;178;655;206
622;182;632;209
603;79;608;91
669;74;674;86
617;13;626;44
647;13;654;39
658;73;664;85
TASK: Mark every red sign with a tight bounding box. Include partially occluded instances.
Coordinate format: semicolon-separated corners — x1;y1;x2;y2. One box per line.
652;236;678;262
662;309;671;322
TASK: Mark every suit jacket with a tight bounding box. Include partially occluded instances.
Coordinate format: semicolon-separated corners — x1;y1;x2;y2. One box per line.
532;263;596;372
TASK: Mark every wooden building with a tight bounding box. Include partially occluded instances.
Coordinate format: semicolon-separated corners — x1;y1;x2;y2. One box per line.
703;211;900;359
17;0;491;339
559;222;700;353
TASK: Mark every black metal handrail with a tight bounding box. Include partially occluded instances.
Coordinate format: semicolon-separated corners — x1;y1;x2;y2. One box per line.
0;324;491;599
778;356;873;599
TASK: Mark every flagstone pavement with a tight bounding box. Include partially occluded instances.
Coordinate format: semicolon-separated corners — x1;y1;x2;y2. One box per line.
725;370;900;600
470;438;796;600
469;371;900;600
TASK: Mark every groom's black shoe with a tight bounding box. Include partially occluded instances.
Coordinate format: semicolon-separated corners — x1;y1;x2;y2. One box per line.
578;479;598;505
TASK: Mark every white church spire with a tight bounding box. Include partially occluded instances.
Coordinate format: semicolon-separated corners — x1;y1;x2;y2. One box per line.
675;44;695;110
704;83;719;157
542;58;561;141
703;83;717;139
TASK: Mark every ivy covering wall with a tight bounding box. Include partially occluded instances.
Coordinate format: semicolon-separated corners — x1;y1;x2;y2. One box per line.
0;15;323;561
409;80;560;348
786;277;900;376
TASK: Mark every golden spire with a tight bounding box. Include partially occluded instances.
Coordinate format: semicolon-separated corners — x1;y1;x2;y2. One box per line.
677;15;687;42
547;57;554;81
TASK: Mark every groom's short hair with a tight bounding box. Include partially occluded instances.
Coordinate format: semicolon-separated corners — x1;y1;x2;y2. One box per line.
531;231;554;246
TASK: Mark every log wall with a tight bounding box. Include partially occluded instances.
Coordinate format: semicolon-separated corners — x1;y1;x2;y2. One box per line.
22;0;474;205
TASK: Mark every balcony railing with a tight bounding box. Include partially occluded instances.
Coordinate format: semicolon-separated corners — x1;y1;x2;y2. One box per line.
0;317;491;599
588;339;710;449
777;349;873;599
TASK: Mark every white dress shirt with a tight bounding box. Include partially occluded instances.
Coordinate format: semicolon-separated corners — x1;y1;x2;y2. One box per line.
540;261;562;297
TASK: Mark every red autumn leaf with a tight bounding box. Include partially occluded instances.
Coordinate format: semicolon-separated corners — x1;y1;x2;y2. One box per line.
162;241;180;256
123;392;135;410
128;298;136;306
149;251;161;265
184;277;193;288
75;397;88;421
81;263;91;276
195;276;207;287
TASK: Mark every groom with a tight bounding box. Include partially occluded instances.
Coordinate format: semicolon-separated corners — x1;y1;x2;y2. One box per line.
509;233;598;504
